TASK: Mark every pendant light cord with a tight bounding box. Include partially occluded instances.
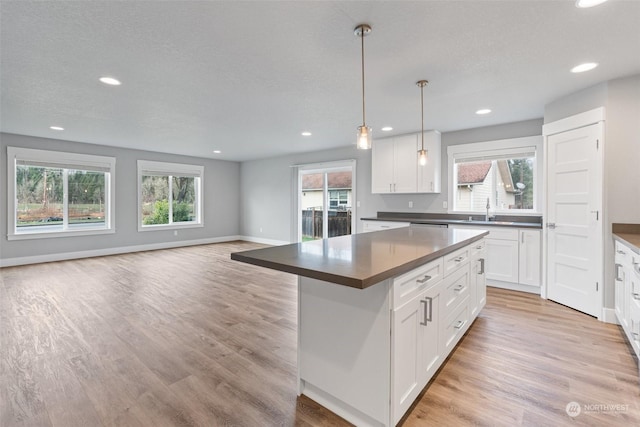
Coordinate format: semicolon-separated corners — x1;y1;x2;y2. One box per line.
420;83;424;150
361;30;366;127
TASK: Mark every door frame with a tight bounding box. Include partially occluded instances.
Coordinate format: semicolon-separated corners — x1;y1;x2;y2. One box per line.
541;107;605;319
294;160;357;242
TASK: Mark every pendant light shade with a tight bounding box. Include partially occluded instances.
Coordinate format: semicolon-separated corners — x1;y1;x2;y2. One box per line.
355;24;372;150
417;80;429;166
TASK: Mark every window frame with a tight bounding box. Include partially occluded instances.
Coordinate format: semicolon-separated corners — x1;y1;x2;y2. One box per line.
447;136;543;215
7;147;116;240
137;160;204;232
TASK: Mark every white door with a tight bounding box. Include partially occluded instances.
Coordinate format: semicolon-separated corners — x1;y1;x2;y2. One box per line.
546;123;602;317
393;135;418;193
371;138;394;193
519;230;541;286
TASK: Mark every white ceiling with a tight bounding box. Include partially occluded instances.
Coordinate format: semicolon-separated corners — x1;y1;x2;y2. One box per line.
1;1;639;162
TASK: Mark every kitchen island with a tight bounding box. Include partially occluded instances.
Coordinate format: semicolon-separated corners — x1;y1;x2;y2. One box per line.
231;227;488;426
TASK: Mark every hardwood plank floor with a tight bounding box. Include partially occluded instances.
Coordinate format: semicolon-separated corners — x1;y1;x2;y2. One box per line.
1;241;638;426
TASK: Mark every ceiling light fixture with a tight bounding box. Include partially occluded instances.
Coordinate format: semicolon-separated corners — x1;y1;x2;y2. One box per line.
49;126;64;131
301;131;312;136
213;150;221;154
354;24;372;150
417;80;429;167
576;0;608;8
381;126;393;132
476;109;492;115
571;62;598;73
99;76;121;86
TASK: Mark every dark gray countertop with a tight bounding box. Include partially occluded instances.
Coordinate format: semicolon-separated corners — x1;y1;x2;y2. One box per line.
361;212;543;229
231;227;488;289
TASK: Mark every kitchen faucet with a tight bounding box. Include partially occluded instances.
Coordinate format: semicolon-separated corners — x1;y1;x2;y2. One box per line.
485;197;490;221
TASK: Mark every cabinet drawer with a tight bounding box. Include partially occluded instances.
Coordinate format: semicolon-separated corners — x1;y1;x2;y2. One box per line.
486;228;518;241
362;220;410;233
442;265;470;312
442;297;470;352
393;258;444;310
629;298;640;357
470;239;486;258
615;241;632;265
443;245;470;277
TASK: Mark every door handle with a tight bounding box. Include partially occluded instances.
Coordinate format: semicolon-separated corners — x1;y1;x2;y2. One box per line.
590;210;599;221
547;223;556;229
420;297;433;325
615;263;624;281
478;258;485;275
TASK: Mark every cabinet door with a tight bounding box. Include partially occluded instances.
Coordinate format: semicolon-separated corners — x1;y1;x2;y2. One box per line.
419;285;441;384
391;296;422;424
485;239;519;283
417;130;441;193
476;256;487;311
519;230;541;286
393;135;418;193
615;262;627;327
371;137;395;193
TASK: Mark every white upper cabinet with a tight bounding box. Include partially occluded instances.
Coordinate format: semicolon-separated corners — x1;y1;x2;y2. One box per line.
417;130;441;193
372;132;441;194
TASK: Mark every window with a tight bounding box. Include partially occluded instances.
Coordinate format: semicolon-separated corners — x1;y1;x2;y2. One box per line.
329;190;349;210
7;147;115;240
137;160;203;230
447;136;542;214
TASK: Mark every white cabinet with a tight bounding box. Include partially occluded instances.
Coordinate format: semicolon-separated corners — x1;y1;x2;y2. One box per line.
449;225;542;291
615;239;640;357
372;131;441;194
417;130;441;193
469;239;487;317
372;135;418;194
518;230;541;286
361;220;410;233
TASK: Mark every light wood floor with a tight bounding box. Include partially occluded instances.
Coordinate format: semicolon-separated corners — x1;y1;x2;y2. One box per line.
1;241;638;426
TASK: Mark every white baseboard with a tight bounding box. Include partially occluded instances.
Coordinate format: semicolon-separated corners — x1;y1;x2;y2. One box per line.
487;280;541;295
601;308;619;324
0;235;242;268
240;235;290;246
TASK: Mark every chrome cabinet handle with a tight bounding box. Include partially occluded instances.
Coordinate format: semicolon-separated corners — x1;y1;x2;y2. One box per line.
389;183;392;192
476;245;482;250
454;284;464;292
420;297;433;325
454;256;464;262
547;223;556;229
478;258;485;275
617;249;627;255
615;264;624;281
416;275;432;284
454;320;467;330
634;262;640;275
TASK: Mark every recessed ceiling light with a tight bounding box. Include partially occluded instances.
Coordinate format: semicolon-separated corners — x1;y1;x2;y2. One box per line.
301;131;312;136
381;126;393;132
213;150;221;154
99;76;121;86
476;109;492;115
576;0;608;8
571;62;598;73
50;126;64;131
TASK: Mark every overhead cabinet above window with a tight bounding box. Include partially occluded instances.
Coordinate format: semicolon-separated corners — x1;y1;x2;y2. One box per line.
371;131;441;194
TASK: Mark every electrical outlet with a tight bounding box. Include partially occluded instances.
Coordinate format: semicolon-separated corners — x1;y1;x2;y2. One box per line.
174;230;178;236
260;227;263;233
408;201;413;208
443;201;448;209
357;201;361;208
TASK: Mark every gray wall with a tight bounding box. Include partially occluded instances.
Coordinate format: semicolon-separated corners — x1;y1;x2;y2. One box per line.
543;74;640;310
239;118;543;243
1;133;241;263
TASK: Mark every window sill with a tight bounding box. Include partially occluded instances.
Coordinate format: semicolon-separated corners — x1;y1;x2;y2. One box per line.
137;223;204;232
7;228;116;241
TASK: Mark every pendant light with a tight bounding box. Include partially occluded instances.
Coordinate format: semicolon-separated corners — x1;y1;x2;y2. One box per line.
354;24;372;150
416;80;429;166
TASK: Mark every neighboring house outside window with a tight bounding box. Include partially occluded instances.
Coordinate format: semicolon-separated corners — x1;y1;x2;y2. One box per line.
137;160;203;231
448;136;542;214
301;171;352;211
7;147;116;240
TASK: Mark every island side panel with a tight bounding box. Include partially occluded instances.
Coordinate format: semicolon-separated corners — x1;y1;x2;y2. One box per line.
298;276;391;427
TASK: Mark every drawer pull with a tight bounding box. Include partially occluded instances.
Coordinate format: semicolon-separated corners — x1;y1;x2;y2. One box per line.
617;249;627;255
454;284;464;292
634;262;640;275
633;332;639;341
476;245;482;250
454;320;467;330
478;258;485;275
615;263;624;281
454;256;464;262
633;293;640;301
416;275;432;284
420;297;433;325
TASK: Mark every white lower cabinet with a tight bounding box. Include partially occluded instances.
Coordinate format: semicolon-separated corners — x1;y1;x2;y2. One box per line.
616;239;640;357
361;220;411;233
391;237;484;425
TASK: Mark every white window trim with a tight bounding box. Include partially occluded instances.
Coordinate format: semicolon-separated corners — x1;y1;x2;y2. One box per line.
447;135;543;215
137;160;204;232
7;147;116;240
